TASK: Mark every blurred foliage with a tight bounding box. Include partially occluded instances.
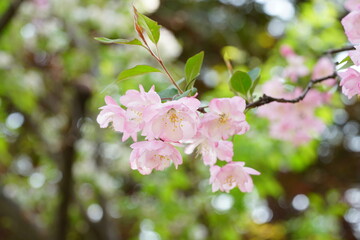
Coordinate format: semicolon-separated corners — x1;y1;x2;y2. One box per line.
0;0;359;240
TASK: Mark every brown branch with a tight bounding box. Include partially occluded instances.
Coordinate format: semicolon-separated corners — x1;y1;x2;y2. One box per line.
246;72;338;110
323;46;355;55
0;0;25;36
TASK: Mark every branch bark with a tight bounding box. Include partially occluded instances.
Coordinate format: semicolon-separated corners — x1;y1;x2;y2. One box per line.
0;0;25;36
246;72;338;110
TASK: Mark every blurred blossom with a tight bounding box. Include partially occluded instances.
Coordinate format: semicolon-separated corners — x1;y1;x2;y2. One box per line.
343;121;360;136
345;188;360;208
345;136;360;152
219;0;246;7
135;0;160;13
106;201;121;219
292;194;310;211
267;18;285;37
20;23;36;39
345;208;360;224
24;71;44;95
211;194;234;212
29;172;46;189
333;109;349;125
341;93;358;105
322;125;343;146
6;112;25;130
263;0;295;21
13;155;33;176
140;230;161;240
141;219;154;231
251;205;273;224
191;224;208;240
202;69;219;88
87;204;104;222
158;28;182;60
0;52;13;69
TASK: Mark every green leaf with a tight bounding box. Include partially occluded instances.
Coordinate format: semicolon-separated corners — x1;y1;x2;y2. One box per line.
248;67;261;94
339;55;351;64
230;71;252;97
173;88;197;100
158;87;179;99
117;65;161;81
338;58;354;71
184;51;204;90
136;11;161;44
94;37;143;46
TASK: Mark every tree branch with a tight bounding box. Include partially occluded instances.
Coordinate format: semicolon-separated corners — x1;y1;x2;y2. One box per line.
323;46;355;55
246;72;338;110
0;0;25;36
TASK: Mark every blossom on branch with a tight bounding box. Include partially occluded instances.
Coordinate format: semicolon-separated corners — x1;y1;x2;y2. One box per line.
130;140;183;175
339;68;360;99
342;8;360;44
210;162;260;193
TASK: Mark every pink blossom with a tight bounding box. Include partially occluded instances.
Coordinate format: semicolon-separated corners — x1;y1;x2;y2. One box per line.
342;10;360;44
257;79;326;145
210;162;260;193
344;0;360;11
185;138;233;166
142;97;201;142
283;55;309;82
312;57;336;86
97;96;125;129
120;85;161;111
338;68;360;99
200;97;249;140
349;46;360;66
280;45;295;58
97;96;139;142
130;140;182;175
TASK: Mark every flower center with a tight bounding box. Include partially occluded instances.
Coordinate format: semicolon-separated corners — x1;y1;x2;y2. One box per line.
225;175;235;186
218;113;229;124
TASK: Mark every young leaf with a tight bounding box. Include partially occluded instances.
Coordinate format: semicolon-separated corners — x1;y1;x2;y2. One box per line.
158;87;179;99
184;51;204;89
248;67;261;94
117;65;161;81
94;37;143;46
134;7;161;44
337;58;354;71
173;88;197;100
230;71;252;97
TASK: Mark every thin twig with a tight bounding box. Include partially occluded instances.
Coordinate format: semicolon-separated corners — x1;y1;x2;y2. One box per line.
245;72;338;110
323;46;355;55
0;0;25;36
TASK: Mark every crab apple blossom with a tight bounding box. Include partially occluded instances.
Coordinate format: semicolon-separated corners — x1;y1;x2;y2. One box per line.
257;79;326;145
97;96;139;141
338;68;360;99
120;85;161;112
142;97;201;142
130;140;182;175
344;0;360;11
281;46;309;82
342;9;360;44
210;162;260;193
185;137;233;166
200;97;249;141
349;46;360;66
312;57;336;86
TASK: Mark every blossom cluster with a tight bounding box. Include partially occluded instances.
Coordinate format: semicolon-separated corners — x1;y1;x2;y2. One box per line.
257;78;328;146
340;0;360;98
97;85;260;193
257;46;333;145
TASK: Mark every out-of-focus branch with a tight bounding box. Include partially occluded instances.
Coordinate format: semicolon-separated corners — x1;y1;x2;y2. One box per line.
323;46;355;55
246;72;338;110
0;0;25;36
0;186;47;240
55;82;92;240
